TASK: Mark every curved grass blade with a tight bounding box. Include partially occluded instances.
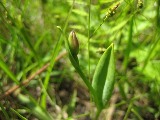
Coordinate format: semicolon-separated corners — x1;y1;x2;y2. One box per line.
10;108;27;120
0;103;10;120
18;94;53;120
92;43;115;109
0;58;19;84
40;0;75;109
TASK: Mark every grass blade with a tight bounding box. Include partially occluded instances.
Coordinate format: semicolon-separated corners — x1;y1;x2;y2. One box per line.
0;103;10;120
40;0;75;109
122;17;133;72
10;108;27;120
0;58;19;84
18;94;53;120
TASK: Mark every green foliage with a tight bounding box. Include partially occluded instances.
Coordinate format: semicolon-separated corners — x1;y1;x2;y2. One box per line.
59;25;115;118
0;0;160;119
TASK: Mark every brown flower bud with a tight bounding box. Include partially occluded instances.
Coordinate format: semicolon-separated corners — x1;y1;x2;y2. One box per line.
68;30;79;56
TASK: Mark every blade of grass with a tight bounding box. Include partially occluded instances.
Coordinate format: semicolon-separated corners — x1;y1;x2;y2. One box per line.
118;78;127;100
141;35;160;71
0;58;19;84
123;101;133;120
156;0;160;28
0;51;66;100
122;17;133;72
10;108;27;120
141;0;160;71
40;0;75;109
0;103;10;120
67;90;77;117
131;108;143;120
0;1;39;61
88;0;91;80
24;31;49;68
20;28;39;61
18;94;53;120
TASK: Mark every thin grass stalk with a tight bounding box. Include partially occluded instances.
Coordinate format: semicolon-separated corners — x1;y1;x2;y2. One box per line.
40;0;75;109
95;109;102;120
118;79;127;100
10;108;27;120
131;108;143;120
122;17;133;72
90;20;105;39
141;35;160;71
88;0;91;80
156;0;160;28
0;103;10;120
123;101;133;120
141;0;160;71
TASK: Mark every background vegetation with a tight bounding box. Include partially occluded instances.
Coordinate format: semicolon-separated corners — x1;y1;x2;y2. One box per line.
0;0;160;119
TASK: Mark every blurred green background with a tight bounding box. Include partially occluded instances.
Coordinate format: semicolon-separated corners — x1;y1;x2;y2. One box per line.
0;0;160;119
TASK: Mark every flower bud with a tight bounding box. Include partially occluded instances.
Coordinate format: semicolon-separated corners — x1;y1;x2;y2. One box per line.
68;30;79;56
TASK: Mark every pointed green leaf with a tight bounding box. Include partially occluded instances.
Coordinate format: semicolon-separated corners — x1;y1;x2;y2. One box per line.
10;108;27;120
0;58;19;84
18;94;53;120
92;43;115;109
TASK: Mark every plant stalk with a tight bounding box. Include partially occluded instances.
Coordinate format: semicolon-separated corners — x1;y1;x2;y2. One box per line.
88;0;91;80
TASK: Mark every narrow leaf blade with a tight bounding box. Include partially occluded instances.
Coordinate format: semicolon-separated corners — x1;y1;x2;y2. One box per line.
0;58;19;84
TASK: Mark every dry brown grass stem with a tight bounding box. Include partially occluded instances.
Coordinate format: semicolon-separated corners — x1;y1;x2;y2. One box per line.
0;51;67;100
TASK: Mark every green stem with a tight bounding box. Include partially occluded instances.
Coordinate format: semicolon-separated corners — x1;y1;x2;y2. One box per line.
141;0;160;71
123;101;133;120
95;109;102;120
88;0;91;80
40;0;75;109
156;0;160;28
141;34;160;71
131;108;143;120
57;26;96;103
122;17;133;72
90;19;106;38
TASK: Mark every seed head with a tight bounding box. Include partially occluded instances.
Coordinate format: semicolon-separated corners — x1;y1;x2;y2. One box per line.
105;2;120;18
137;0;143;9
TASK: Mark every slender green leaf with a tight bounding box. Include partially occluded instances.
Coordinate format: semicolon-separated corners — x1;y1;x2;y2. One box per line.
20;28;39;61
67;90;77;117
142;35;160;71
10;108;27;120
0;58;19;84
0;103;10;120
92;43;115;109
122;17;133;71
40;0;75;109
18;94;53;120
